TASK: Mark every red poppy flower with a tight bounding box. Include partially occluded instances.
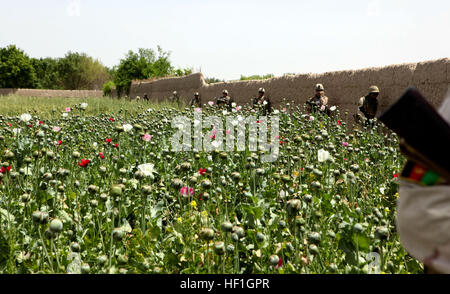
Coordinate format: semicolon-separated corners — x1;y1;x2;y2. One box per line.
393;173;399;178
6;122;11;127
78;159;90;168
38;121;44;125
109;117;115;122
28;124;33;128
337;120;342;126
275;257;283;269
56;140;62;145
280;140;284;145
114;143;119;148
106;138;112;143
256;120;261;123
0;166;11;174
199;168;207;176
99;152;105;159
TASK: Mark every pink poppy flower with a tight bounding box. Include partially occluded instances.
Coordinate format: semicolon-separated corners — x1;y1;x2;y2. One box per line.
208;101;214;106
142;133;152;142
342;141;349;147
180;186;194;197
65;107;71;112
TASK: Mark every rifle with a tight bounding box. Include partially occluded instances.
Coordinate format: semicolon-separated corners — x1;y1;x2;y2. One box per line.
378;86;450;183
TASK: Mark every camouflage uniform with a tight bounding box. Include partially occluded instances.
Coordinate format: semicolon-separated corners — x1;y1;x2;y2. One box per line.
307;84;329;114
190;92;201;108
170;91;180;106
143;93;149;101
216;90;234;110
252;88;272;115
355;86;380;127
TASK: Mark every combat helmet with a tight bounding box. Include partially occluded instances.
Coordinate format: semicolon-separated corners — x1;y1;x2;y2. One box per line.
222;90;228;95
315;84;325;91
258;88;265;93
368;86;380;94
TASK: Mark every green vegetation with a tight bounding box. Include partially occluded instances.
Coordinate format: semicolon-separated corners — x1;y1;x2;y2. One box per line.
240;74;274;81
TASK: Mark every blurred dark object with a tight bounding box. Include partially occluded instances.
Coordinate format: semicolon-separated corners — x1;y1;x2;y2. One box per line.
378;86;450;182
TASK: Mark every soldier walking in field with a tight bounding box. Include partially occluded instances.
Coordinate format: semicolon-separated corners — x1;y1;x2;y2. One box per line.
190;92;201;108
143;93;149;102
216;90;234;110
306;84;329;114
252;88;272;115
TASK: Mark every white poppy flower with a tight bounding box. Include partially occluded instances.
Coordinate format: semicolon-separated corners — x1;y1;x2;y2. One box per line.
330;106;337;111
62;113;68;118
80;103;88;109
13;128;22;135
318;149;331;163
222;110;228;115
137;163;155;177
273;110;279;114
232;102;237;108
20;113;32;122
123;124;133;132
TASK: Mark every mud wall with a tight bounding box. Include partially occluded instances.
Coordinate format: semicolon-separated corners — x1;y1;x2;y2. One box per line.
0;88;103;98
125;58;450;119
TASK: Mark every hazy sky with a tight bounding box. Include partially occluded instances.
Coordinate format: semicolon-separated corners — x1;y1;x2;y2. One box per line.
1;0;449;80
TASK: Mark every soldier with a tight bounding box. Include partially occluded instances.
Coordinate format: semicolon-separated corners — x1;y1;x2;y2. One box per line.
143;93;149;102
252;88;272;115
306;84;329;114
170;91;180;106
190;92;201;108
216;90;234;110
356;86;380;126
396;91;450;274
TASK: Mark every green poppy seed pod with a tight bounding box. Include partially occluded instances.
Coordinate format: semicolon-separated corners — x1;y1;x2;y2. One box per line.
117;254;128;264
32;211;42;224
201;179;212;189
221;221;233;233
46;151;55;159
4;150;14;159
57;185;65;192
199;228;215;241
286;242;294;252
214;241;225;255
189;176;198;184
256;232;265;242
281;175;291;183
74;180;80;187
179;162;191;171
232;226;245;238
119;168;127;175
135;170;144;179
10;171;18;179
100;193;108;202
81;263;90;274
256;168;265;176
112;228;124;241
88;184;99;194
231;232;239;242
97;255;108;266
133;123;143;130
49;218;63;233
141;185;152;195
286;199;302;216
44;229;56;239
375;226;389;240
353;223;364;233
32;150;40;158
21;193;30;202
307;232;321;244
231;172;241;182
90;200;98;208
71;242;80;252
269;255;279;266
24;157;32;164
110;184;122;197
115;124;124;132
99;166;107;173
170;178;183;189
72;151;80;158
309;244;319;255
311;181;321;189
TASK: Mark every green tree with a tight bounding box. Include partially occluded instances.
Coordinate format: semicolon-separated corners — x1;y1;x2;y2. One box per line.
31;57;62;89
58;52;110;90
0;45;37;88
113;46;191;97
240;73;274;81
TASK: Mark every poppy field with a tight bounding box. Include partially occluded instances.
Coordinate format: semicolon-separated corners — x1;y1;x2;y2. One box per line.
0;98;422;274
